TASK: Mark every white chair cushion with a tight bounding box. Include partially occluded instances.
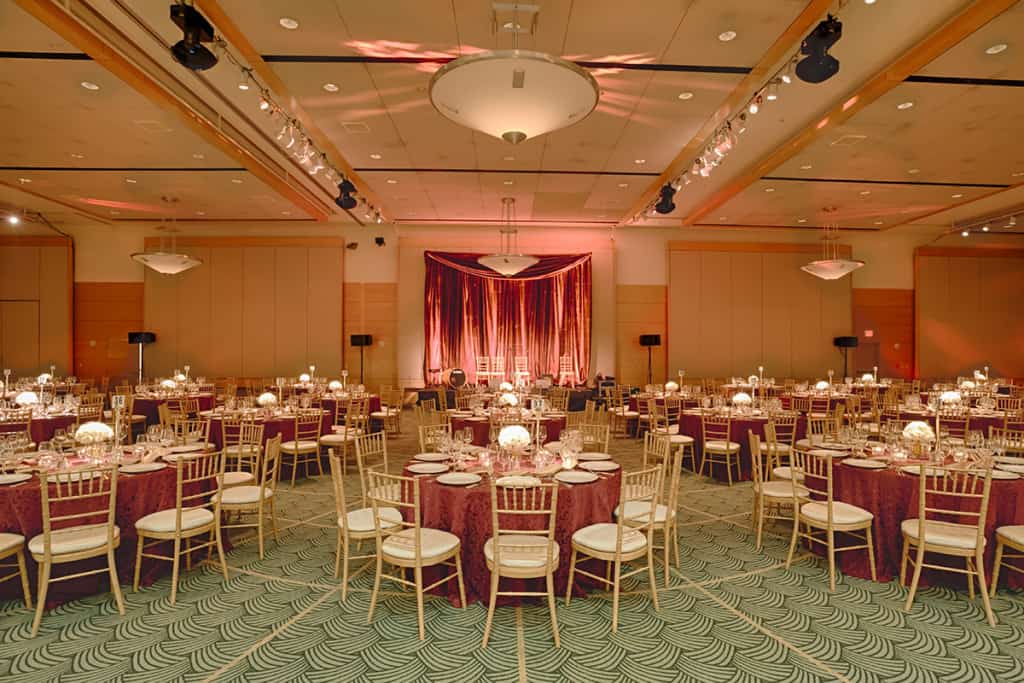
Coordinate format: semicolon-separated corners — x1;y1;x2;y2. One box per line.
0;532;25;554
222;471;255;486
705;440;740;453
224;444;261;455
136;507;214;534
342;507;402;533
668;434;694;445
755;481;808;499
613;408;639;417
382;528;460;561
772;466;804;482
614;501;670;524
768;443;792;454
801;501;873;526
997;525;1024;547
484;535;559;569
281;439;319;452
217;485;273;505
901;518;981;550
371;409;400;418
29;524;120;555
319;432;358;445
572;523;647;554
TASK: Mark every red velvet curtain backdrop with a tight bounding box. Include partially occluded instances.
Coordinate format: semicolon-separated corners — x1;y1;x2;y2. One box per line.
424;251;592;384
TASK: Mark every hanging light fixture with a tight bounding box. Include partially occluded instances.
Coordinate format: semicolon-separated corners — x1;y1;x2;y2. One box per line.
801;223;863;280
131;199;202;275
428;7;598;144
478;197;538;277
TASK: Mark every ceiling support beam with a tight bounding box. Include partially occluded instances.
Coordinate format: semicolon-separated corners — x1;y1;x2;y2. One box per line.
15;0;331;221
621;0;834;225
681;0;1019;227
193;0;384;215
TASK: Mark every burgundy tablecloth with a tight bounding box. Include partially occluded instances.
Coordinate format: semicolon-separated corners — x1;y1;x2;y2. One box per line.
406;465;621;606
133;394;216;425
831;464;1024;589
0;467;188;605
678;412;806;482
0;415;77;445
449;416;565;447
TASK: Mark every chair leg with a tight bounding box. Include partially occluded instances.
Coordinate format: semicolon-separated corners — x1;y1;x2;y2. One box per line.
481;571;499;648
16;550;31;609
169;538;182;606
269;500;279;540
334;528;343;579
826;529;836;592
257;511;266;560
133;535;144;592
865;526;877;582
990;540;1004;598
975;549;997;627
966;557;976;601
545;571;560;648
662;528;671;589
414;565;425;640
107;547;125;615
754;495;765;551
672;519;681;569
565;549;577;605
455;551;467;608
290;454;298;488
899;539;909;586
214;526;228;581
904;544;926;612
367;554;383;624
647;546;660;611
610;560;622;633
785;515;800;569
31;560;50;637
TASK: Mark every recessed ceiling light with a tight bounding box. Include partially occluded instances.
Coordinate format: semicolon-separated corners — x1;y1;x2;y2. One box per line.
677;92;694;100
859;190;871;196
281;210;292;215
896;101;914;110
800;164;813;170
386;178;398;184
951;193;963;198
907;168;920;174
718;30;737;42
369;153;382;160
617;183;629;188
231;178;243;184
70;153;85;159
797;218;807;223
719;216;728;221
503;155;515;161
982;225;990;232
764;187;775;193
17;177;31;184
634;159;645;165
322;82;339;93
874;220;884;225
125;178;137;184
986;43;1008;55
195;211;206;216
192;153;205;159
1012;171;1024;177
279;17;299;30
864;0;877;4
80;81;100;91
238;80;250;91
503;180;514;185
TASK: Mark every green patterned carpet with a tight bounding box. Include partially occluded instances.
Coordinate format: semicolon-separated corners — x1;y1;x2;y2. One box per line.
3;414;1024;682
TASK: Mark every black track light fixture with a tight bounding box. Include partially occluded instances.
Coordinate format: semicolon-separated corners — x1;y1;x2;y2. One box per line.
654;184;676;215
335;179;357;210
170;3;218;71
796;15;842;84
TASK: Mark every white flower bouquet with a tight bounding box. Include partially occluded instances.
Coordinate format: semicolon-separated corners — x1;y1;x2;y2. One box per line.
959;380;975;390
328;380;343;391
75;421;114;444
499;381;514;392
257;392;278;407
902;420;936;442
731;392;752;407
498;424;531;450
940;390;962;405
14;391;38;406
160;379;177;390
861;373;874;383
298;373;311;383
664;381;679;392
37;373;52;384
814;380;830;391
498;392;519;408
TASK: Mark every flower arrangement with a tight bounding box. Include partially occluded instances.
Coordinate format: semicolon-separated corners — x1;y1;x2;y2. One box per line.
664;381;679;392
328;380;343;391
814;380;830;391
257;392;278;407
902;420;936;442
861;373;874;383
37;373;52;384
498;392;519;408
973;370;987;381
298;373;311;383
959;380;976;390
731;392;752;407
499;381;514;392
174;373;186;382
160;379;177;390
940;390;962;405
498;424;531;450
14;391;38;406
75;421;114;444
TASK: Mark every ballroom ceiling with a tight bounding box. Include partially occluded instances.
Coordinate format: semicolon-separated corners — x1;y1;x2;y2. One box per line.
0;0;1021;233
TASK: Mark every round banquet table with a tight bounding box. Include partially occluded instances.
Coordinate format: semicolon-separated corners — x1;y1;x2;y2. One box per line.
449;414;566;447
133;393;216;425
678;410;806;482
830;462;1024;590
0;465;217;606
895;409;1010;436
405;463;621;606
0;413;77;445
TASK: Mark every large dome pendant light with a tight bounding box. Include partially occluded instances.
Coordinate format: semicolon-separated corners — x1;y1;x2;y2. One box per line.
478;197;538;277
131;199;203;276
428;8;598;144
801;223;863;280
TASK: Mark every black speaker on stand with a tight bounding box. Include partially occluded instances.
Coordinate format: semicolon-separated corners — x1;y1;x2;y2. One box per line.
639;334;661;386
350;334;372;384
834;335;859;378
127;332;156;385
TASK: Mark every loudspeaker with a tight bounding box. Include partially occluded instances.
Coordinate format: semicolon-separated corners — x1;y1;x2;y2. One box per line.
128;332;156;344
350;334;372;347
833;336;859;349
639;334;661;347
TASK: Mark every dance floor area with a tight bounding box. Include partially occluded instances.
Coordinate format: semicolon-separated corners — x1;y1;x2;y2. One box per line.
2;413;1023;683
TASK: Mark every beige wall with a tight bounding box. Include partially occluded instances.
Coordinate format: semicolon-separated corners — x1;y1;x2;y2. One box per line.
667;243;853;379
344;283;398;390
916;247;1024;379
143;238;344;378
616;285;666;386
0;238;71;376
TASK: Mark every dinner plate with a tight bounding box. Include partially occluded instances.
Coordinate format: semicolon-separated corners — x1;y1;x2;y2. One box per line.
407;462;448;475
119;462;167;474
579;460;619;472
495;475;541;487
577;452;612;461
0;473;31;485
555;470;598;484
987;468;1020;480
436;472;481;486
842;458;887;469
413;454;450;464
818;441;853;450
899;465;945;477
996;463;1024;474
169;443;205;454
994;456;1024;465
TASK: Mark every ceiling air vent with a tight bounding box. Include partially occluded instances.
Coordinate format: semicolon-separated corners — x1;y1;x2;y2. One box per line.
341;121;370;134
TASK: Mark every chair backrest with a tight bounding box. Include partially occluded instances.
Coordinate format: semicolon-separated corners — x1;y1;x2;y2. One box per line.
418;422;451;452
0;408;33;438
660;437;684;513
701;413;731;443
354;431;389;506
767;415;798;447
172;449;223;527
790;396;811;414
806;415;830;443
913;465;992;550
489;478;558;569
514;356;529;373
937;410;970;440
491;355;505;374
174;417;210;445
330;397;351;427
38;465;118;557
222;417;263;471
642;431;671;469
990;426;1024;455
367;470;422;558
997;396;1022;413
75;402;103;426
293;412;323;441
259;435;282;493
614;465;663;552
791;448;837;520
748;431;771;485
579;423;610;452
328;447;350;520
475;356;490;376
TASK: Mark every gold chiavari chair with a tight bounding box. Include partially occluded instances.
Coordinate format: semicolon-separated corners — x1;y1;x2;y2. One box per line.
366;470;466;640
548;387;569;413
455;393;474;411
989;426;1024;456
512;355;530;385
218;434;281;559
749;432;808;551
649;399;696;471
786;448;876;592
796;414;831;450
0;407;34;446
319;399;364;475
991;523;1024;601
173;417;211;447
790;395;811;415
30;465;124;636
329;443;401;600
634;395;652;438
354;431;391;506
937;408;970;445
579;423;610;452
557;355;575;386
371;389;403;434
608;390;638;438
222;416;263;488
699;413;740;485
482;478;560;648
418;422;451;452
0;533;31;609
566;465;662;632
900;465;995;626
133;449;227;604
475;356;491;386
281;412;325;487
765;416;799;481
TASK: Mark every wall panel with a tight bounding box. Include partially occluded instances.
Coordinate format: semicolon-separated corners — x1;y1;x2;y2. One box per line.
74;283;143;383
615;284;665;386
208;248;244;377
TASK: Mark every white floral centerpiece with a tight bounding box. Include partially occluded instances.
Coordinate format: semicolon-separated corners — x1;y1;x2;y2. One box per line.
814;380;830;392
731;392;752;407
75;421;114;445
298;373;311;383
498;424;531;453
861;373;874;383
499;381;514;392
940;390;962;405
903;421;936;442
257;392;278;407
14;391;38;406
37;373;52;385
973;370;987;382
328;380;343;391
498;392;519;408
160;379;177;391
664;381;679;393
959;380;975;390
174;373;186;383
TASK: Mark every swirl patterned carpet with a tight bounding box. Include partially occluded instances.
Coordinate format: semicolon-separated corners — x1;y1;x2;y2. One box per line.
2;413;1024;682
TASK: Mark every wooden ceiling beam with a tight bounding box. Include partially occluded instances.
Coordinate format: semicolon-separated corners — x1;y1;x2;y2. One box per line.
620;0;834;225
15;0;330;221
682;0;1019;227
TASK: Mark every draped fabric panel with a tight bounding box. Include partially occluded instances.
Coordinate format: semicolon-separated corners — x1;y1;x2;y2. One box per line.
424;252;591;383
